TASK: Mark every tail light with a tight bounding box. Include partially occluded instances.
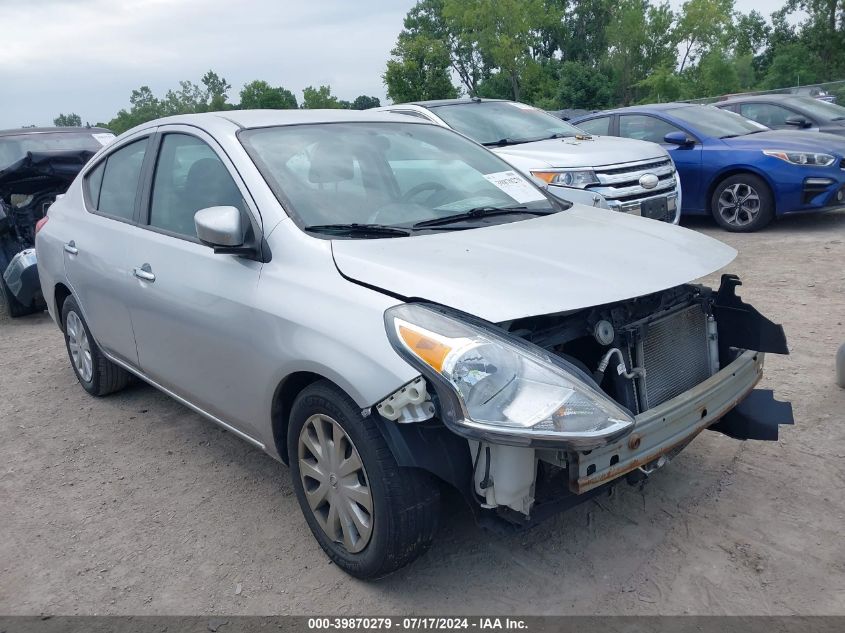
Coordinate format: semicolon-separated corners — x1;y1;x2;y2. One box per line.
35;216;49;234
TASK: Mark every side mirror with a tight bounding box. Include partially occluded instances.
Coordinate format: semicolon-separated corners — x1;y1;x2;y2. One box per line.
664;131;695;147
785;115;811;128
195;205;244;248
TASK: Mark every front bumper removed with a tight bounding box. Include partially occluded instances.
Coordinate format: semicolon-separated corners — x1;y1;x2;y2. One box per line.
569;351;793;494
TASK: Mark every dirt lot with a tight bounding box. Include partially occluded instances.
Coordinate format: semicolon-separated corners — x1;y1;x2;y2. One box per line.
1;211;844;616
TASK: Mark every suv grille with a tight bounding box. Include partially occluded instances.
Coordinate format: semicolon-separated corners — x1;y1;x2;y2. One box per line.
632;305;713;411
587;157;678;221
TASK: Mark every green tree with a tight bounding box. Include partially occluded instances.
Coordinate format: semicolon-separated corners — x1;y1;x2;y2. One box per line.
202;70;232;111
53;113;82;127
557;61;613;109
239;80;298;109
443;0;547;101
384;34;459;102
763;42;822;88
301;85;342;109
732;10;769;57
635;65;684;102
675;0;735;72
351;95;381;110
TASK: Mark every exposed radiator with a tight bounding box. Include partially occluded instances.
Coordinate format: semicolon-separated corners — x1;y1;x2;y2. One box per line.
633;304;714;411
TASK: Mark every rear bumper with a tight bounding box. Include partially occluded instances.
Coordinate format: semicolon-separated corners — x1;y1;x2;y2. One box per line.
2;248;43;306
570;350;763;493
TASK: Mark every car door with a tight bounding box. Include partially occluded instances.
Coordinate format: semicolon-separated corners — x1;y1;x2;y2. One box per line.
122;127;265;440
618;114;703;212
64;134;153;366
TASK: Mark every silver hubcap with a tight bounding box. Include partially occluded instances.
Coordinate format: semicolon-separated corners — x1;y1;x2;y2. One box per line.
298;414;373;553
718;183;760;227
66;311;93;382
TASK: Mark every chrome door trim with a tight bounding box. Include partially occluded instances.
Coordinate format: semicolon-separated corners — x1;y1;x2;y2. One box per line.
101;350;266;450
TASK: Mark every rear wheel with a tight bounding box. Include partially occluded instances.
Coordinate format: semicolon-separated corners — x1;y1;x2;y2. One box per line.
61;296;131;396
710;174;774;232
288;380;440;579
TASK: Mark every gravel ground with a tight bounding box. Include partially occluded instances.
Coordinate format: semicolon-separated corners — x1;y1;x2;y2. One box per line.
1;211;844;616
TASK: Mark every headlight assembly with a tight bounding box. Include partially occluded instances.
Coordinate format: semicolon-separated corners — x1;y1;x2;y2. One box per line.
763;150;836;167
384;303;635;449
531;169;599;188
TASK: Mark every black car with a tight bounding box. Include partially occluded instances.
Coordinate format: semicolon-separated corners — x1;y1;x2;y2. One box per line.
0;126;113;316
716;94;845;136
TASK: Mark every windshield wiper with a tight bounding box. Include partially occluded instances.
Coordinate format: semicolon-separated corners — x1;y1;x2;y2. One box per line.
831;116;845;121
304;223;410;238
482;138;532;147
412;206;554;229
721;130;767;139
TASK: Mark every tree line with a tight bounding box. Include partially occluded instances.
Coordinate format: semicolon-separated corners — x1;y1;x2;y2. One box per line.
54;73;380;134
53;0;845;132
383;0;845;109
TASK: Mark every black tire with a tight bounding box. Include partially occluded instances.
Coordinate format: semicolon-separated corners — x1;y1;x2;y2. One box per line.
2;276;37;318
288;380;440;579
710;173;774;232
61;295;131;396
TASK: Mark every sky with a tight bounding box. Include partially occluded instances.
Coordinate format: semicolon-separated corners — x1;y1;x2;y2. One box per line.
0;0;789;129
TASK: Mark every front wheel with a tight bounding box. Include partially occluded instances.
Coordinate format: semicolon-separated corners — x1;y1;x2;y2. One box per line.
288;380;440;579
710;174;774;232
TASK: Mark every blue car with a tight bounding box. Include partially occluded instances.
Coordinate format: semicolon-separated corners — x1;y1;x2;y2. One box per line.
572;103;845;231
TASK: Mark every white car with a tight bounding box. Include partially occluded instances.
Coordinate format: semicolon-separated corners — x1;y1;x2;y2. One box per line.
375;99;682;222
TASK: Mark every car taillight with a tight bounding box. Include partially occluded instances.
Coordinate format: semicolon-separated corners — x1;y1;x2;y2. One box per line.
35;216;49;234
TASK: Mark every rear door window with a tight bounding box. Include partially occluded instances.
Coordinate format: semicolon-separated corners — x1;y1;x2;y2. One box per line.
739;103;796;128
619;115;682;144
93;138;149;221
576;117;611;136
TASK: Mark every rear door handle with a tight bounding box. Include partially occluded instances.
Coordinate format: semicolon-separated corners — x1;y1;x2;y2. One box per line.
133;264;156;283
63;241;78;255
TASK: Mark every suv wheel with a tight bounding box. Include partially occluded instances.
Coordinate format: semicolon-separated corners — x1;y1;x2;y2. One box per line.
61;296;131;396
710;174;774;232
288;380;440;579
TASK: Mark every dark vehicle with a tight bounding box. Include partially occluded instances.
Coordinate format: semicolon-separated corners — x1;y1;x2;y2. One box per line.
0;127;113;316
716;95;845;136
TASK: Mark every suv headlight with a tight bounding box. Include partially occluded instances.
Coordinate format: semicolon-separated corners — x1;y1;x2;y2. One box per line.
763;150;836;167
531;169;599;188
384;303;634;448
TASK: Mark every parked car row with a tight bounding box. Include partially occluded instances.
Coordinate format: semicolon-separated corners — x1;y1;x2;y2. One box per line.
31;108;793;579
571;103;845;231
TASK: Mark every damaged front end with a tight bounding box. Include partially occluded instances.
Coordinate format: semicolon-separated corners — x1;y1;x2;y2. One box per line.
0;150;94;315
376;274;793;527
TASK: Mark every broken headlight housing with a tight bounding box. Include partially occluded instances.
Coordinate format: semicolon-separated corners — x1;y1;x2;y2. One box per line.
384;303;634;449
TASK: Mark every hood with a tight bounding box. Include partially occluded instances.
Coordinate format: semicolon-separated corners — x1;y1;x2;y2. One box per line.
723;130;845;155
332;206;736;323
492;135;667;169
0;150;95;195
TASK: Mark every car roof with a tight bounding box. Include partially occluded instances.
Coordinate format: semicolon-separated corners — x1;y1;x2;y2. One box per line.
140;109;429;131
717;94;800;105
0;126;111;138
576;103;694;118
405;98;509;108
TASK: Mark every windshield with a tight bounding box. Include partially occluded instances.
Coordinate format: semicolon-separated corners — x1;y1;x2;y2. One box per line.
239;122;556;235
0;131;110;172
428;101;583;145
785;96;845;121
667;105;768;138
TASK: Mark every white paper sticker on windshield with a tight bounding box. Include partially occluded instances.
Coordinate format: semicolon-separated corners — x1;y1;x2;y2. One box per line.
92;133;116;146
483;170;546;203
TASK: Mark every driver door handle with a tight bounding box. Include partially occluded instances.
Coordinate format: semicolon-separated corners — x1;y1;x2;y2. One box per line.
64;241;78;255
133;264;156;283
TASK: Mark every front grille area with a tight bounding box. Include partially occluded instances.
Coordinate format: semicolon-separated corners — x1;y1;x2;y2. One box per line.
634;305;713;411
588;157;677;205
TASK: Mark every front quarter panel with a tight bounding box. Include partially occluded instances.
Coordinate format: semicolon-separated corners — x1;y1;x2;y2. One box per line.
252;221;419;454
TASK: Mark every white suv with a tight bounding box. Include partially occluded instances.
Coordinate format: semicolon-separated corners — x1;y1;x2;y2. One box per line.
375;99;682;222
